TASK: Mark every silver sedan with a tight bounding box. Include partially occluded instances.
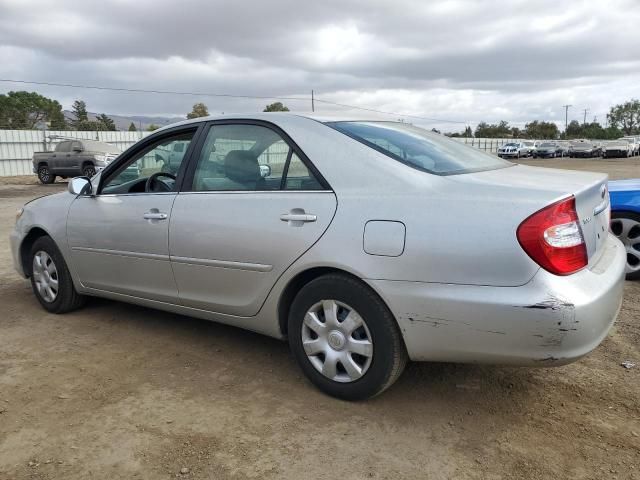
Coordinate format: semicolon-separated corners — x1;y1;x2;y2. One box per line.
10;114;626;400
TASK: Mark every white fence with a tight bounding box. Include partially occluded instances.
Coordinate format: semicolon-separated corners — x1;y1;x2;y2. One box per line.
0;129;538;177
0;130;151;176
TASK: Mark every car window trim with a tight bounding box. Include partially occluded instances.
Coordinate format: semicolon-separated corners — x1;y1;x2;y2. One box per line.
97;124;204;196
181;119;332;193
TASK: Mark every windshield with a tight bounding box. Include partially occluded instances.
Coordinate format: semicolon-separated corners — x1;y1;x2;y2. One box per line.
540;143;555;147
504;143;517;147
328;121;512;175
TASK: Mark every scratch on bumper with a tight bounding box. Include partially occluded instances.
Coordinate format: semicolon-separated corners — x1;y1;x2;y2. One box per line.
515;293;577;348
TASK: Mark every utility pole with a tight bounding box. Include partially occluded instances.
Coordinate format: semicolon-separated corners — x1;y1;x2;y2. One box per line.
311;90;315;112
562;104;572;132
582;108;589;125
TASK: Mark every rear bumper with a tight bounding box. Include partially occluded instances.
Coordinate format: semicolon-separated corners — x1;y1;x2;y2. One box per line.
369;234;626;365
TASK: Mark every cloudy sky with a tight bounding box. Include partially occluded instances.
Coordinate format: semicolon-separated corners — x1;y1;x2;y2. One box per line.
0;0;638;131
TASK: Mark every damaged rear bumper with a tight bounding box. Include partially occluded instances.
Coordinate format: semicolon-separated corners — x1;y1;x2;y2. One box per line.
367;234;626;365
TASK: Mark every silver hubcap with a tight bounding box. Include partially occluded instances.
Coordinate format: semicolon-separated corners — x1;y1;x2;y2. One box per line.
611;217;640;274
301;300;373;383
32;251;59;302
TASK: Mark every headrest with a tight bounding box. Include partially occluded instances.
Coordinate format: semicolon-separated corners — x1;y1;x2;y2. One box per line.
224;150;259;184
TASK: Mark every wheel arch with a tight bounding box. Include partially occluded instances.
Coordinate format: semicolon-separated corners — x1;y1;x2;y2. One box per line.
277;266;397;337
20;227;53;277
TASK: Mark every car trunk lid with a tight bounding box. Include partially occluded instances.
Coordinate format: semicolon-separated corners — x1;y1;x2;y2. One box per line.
449;164;610;267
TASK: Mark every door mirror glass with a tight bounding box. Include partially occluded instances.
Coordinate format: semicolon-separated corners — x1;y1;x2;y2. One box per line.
259;164;271;178
68;177;92;196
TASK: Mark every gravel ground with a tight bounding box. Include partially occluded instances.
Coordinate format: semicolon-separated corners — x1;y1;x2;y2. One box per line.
0;159;639;480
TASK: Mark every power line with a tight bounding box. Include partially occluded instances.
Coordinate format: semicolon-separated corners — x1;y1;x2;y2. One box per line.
0;78;468;125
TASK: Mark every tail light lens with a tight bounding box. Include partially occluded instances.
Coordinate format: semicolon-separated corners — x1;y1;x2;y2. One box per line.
517;196;587;275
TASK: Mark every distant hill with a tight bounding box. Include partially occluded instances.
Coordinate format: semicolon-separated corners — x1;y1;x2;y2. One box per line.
62;111;185;131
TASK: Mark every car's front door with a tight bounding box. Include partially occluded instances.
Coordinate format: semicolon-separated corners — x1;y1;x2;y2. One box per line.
66;127;200;302
169;122;337;316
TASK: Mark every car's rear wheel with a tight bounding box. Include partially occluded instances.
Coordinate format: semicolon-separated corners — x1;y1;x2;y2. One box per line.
30;236;85;313
82;164;96;178
611;212;640;280
288;274;407;400
37;165;55;184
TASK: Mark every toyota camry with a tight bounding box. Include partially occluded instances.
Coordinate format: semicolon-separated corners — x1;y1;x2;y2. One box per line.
10;114;626;400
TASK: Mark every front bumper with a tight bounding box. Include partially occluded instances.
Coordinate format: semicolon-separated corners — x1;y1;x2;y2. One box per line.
369;234;626;365
9;228;25;277
604;150;628;157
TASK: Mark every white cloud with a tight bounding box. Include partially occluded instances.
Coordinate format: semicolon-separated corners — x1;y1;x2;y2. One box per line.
0;0;638;131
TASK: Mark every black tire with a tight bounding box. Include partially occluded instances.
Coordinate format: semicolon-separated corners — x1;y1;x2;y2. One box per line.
82;164;96;178
288;274;408;400
29;236;85;313
611;212;640;281
37;165;56;184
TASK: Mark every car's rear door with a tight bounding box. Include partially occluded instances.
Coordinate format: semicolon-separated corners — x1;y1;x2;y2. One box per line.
66;126;201;302
169;121;337;316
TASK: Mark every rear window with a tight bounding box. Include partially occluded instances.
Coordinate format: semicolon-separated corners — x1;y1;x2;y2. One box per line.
328;121;511;175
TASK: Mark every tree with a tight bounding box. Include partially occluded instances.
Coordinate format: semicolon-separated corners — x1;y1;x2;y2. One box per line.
474;120;511;138
49;109;67;130
0;91;66;129
147;124;160;131
607;99;640;135
524;120;559;139
128;122;137;131
96;113;116;131
186;102;209;119
263;102;290;112
70;100;89;129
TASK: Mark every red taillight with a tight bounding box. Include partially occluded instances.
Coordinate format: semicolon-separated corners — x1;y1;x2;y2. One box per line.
516;196;587;276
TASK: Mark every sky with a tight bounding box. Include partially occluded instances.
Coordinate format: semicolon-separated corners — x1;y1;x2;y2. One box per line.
0;0;639;131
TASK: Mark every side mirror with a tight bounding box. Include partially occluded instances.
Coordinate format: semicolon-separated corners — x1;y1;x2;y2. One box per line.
259;164;271;178
68;176;93;196
72;146;83;152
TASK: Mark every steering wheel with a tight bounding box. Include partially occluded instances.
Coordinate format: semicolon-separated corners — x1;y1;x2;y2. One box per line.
145;172;176;192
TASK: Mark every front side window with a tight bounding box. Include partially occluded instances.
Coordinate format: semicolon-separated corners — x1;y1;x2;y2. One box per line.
329;121;511;175
192;124;323;191
101;130;195;194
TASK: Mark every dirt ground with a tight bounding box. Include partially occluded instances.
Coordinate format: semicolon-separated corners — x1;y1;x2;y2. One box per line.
0;159;639;480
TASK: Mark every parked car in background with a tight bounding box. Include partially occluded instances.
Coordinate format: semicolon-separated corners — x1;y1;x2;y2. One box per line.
621;136;640;156
497;142;531;158
555;141;571;157
603;139;633;158
11;113;626;400
609;178;640;279
533;142;561;158
521;141;536;156
32;139;121;184
569;141;599;158
156;140;191;174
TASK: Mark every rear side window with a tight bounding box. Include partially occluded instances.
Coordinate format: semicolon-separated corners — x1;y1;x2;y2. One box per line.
192;124;324;191
329;121;512;175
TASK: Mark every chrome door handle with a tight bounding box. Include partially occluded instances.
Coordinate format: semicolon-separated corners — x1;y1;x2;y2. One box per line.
143;212;168;220
280;213;317;223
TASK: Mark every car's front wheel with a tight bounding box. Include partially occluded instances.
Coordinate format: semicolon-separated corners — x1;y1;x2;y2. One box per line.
288;274;407;400
611;212;640;280
37;165;56;184
30;236;85;313
82;164;96;178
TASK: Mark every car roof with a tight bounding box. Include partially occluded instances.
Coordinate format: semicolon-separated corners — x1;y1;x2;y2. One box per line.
153;112;397;134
